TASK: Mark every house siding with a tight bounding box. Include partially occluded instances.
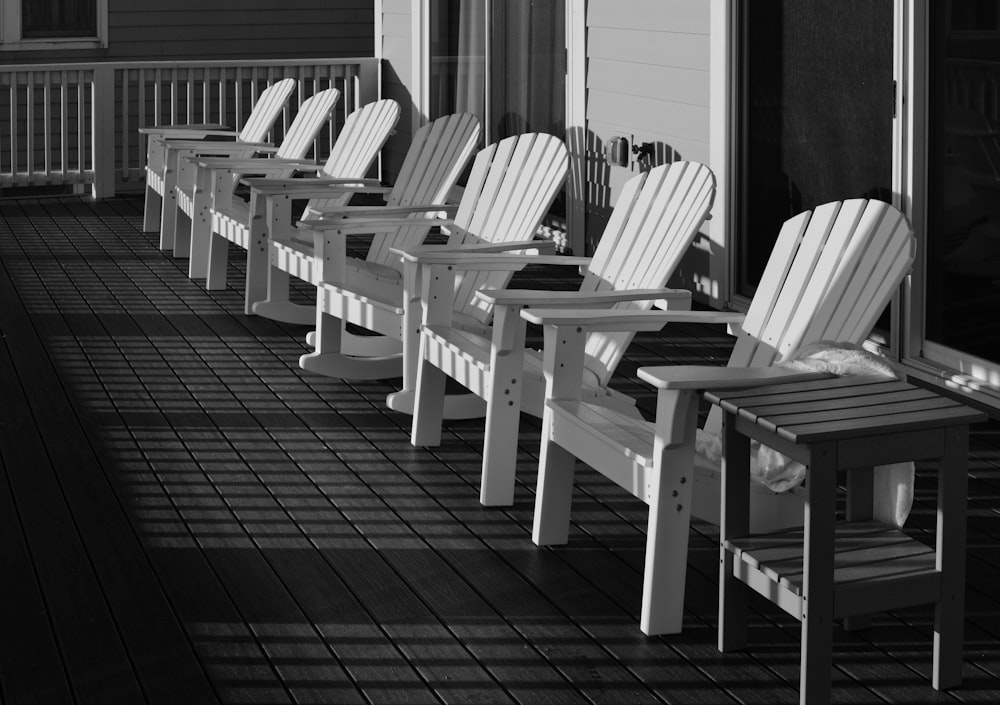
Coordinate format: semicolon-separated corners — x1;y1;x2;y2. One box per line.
0;0;375;63
584;0;711;273
379;0;415;181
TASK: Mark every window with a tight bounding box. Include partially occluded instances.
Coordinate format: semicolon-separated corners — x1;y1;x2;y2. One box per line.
1;0;106;49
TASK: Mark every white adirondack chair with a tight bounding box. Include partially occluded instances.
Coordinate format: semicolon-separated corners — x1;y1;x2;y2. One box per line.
298;132;570;417
193;98;402;314
173;87;342;278
408;161;717;507
139;78;296;249
249;111;481;325
524;198;915;635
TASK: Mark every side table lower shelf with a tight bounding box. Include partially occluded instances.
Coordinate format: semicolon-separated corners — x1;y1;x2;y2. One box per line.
725;520;940;620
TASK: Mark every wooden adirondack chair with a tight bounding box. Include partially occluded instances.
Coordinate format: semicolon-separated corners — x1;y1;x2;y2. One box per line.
248;111;481;325
193;98;402;314
408;161;717;507
140;78;296;249
172;87;342;277
523;198;915;635
298;132;570;416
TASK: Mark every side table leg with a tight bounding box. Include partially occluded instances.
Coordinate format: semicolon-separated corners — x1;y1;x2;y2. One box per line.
934;426;969;690
800;441;837;705
718;413;750;653
844;467;875;632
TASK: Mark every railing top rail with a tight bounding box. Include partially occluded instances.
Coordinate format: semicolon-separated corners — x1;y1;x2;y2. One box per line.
0;56;378;73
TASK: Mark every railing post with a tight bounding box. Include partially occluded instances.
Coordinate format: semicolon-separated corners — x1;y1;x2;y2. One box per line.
91;66;116;198
356;57;380;109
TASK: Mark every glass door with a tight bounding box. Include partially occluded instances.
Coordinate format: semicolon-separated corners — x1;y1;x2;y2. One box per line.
735;0;895;300
922;0;1000;387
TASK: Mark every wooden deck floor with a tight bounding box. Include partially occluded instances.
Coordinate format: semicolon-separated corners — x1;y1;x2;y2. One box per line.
1;194;999;705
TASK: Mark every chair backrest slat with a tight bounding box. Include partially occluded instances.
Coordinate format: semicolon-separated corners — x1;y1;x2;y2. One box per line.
703;198;915;434
236;78;297;143
580;161;716;385
764;199;868;362
298;99;402;217
274;87;340;161
364;113;481;266
448;133;569;324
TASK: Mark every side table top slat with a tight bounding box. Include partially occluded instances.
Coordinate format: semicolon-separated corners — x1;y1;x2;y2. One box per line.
754;396;964;434
775;405;983;443
706;376;986;444
735;387;938;419
706;376;900;410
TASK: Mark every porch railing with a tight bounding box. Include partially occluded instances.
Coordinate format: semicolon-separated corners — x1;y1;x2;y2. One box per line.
0;57;378;198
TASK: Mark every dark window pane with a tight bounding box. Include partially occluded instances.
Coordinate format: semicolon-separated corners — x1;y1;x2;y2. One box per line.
925;1;1000;360
736;0;893;295
22;0;97;38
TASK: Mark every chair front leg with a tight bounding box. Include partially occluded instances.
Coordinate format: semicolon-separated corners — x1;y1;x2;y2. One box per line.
187;166;219;279
263;194;295;308
411;262;457;446
480;304;529;506
206;180;241;291
252;198;312;325
532;323;587;545
157;147;182;247
243;191;272;315
640;388;699;636
143;139;164;233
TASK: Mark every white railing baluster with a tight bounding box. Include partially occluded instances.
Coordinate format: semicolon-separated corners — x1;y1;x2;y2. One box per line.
11;76;19;182
77;71;85;182
235;66;244;132
26;73;35;182
169;68;177;125
185;69;193;124
121;71;129;182
153;68;162;128
44;72;52;181
61;71;68;182
217;68;225;129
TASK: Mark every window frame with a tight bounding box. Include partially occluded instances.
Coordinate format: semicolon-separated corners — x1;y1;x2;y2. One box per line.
1;0;107;51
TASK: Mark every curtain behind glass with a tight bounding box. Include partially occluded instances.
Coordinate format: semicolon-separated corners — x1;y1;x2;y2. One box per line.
429;0;564;143
490;0;565;139
429;1;486;128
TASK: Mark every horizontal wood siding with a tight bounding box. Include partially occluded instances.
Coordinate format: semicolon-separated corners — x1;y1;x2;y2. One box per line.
0;0;375;63
380;0;414;182
585;0;710;271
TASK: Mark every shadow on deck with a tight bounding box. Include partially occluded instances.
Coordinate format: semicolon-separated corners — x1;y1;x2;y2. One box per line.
1;195;999;704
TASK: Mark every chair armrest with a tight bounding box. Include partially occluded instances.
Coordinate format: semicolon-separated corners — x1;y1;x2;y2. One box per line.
243;177;387;197
477;287;692;308
139;124;231;136
191;154;295;170
161;139;272;152
520;307;746;332
636;365;832;391
297;205;456;228
394;241;564;264
296;218;448;239
309;203;455;219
